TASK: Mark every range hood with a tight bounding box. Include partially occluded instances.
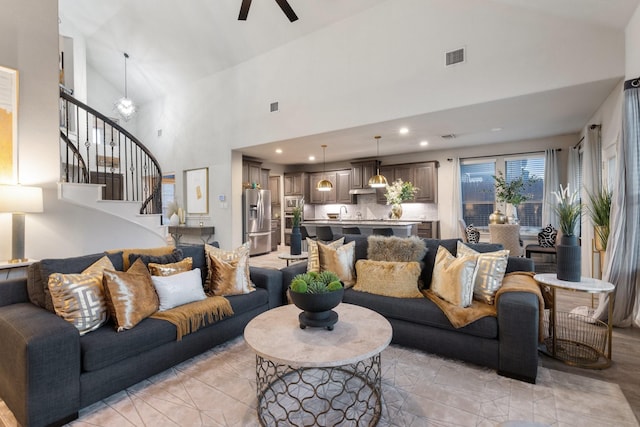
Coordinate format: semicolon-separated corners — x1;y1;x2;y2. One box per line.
348;188;377;195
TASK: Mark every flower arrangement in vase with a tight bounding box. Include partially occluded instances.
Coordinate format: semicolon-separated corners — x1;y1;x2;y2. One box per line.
493;171;538;224
384;179;419;220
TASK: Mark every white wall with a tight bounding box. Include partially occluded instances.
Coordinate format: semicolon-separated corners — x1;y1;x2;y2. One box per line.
135;0;625;249
626;4;640;77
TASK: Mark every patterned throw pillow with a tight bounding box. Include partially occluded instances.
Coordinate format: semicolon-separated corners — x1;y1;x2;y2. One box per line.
47;256;114;335
306;237;345;273
430;246;477;307
204;242;254;295
456;241;509;305
102;258;159;331
465;224;480;244
538;224;558;247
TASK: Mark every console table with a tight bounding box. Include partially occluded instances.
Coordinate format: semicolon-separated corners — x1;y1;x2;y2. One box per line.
168;226;215;245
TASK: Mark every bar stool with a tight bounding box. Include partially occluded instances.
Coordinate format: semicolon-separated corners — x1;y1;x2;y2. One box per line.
372;228;393;236
342;226;361;235
315;226;334;242
300;226;315;251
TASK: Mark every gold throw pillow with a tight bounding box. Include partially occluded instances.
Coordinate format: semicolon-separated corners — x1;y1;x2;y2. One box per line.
307;237;344;273
456;241;509;305
48;256;115;335
353;260;423;298
102;258;159;331
204;242;254;295
208;256;243;296
318;240;356;287
148;257;193;277
430;246;477;307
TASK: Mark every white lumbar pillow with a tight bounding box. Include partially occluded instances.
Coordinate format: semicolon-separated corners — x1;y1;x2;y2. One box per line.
151;268;206;311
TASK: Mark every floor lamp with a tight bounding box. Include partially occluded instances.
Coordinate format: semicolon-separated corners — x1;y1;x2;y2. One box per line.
0;185;43;263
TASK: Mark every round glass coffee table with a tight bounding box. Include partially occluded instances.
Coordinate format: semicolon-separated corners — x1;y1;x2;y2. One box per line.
244;303;392;426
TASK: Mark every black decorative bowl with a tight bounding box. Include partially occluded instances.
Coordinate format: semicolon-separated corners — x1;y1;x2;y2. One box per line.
289;288;344;330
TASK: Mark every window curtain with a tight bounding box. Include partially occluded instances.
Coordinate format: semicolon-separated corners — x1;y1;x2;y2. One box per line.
451;157;463;238
595;78;640;327
581;125;602;277
541;149;559;228
567;147;580;193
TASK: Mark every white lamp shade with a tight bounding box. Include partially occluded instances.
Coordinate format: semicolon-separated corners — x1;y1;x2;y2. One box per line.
0;185;43;213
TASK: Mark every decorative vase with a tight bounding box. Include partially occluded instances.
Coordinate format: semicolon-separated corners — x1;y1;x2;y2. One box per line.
556;235;581;282
489;209;507;224
178;208;186;225
507;204;519;224
290;226;302;255
390;204;403;220
169;213;179;226
289;288;344;330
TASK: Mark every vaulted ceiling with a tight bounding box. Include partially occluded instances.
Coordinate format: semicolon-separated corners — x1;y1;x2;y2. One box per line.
59;0;639;164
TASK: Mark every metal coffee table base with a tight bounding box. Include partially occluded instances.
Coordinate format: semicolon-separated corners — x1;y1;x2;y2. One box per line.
255;354;382;427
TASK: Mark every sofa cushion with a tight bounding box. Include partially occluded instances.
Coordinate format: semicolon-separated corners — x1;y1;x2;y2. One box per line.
430;246;476;307
80;317;177;372
128;248;184;270
226;287;269;314
178;244;209;282
353;260;422;298
307;237;344;273
343;288;498;339
367;235;427;262
421;238;460;289
33;251;124;312
457;242;509;305
318;240;356;286
344;235;369;261
205;243;253;295
151;268;207;310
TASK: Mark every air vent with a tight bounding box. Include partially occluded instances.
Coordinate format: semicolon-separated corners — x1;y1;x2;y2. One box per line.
441;134;456;139
270;102;279;112
445;47;465;67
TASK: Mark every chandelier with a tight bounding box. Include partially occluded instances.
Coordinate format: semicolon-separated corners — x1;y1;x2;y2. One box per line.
115;52;136;121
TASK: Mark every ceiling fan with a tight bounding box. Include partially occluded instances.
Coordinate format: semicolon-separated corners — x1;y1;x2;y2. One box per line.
238;0;299;22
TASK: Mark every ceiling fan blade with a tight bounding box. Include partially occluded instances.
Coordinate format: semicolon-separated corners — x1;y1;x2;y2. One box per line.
274;0;298;22
238;0;252;20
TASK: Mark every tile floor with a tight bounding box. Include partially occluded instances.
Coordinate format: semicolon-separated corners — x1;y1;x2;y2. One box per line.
0;336;637;427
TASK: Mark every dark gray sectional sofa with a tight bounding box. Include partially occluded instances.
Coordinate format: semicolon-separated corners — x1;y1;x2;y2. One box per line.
281;235;540;384
0;244;283;427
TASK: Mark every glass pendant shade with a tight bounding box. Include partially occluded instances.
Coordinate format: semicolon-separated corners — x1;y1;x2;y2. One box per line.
369;136;388;188
115;52;136;121
316;145;333;191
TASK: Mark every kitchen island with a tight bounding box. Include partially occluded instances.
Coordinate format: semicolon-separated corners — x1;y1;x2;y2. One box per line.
302;219;420;237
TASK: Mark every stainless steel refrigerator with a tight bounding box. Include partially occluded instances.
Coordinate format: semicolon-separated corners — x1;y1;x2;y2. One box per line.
243;189;272;256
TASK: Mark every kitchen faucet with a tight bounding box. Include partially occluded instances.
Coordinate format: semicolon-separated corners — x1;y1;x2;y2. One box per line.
339;205;348;221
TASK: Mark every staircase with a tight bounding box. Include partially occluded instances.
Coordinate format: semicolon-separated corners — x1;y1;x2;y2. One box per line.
58;87;165;238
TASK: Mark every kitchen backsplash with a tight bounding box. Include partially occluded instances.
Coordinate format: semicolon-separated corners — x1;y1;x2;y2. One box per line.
311;193;438;221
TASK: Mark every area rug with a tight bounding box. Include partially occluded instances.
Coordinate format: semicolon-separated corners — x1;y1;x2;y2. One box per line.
0;337;637;427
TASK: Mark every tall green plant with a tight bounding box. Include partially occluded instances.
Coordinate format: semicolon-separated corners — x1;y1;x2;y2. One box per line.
587;189;612;250
492;171;538;206
552;184;581;236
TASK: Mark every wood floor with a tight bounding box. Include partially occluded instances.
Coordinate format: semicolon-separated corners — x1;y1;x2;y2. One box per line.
251;249;640;423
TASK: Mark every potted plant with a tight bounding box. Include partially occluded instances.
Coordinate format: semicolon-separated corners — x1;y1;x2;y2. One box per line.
492;171;538;223
290;200;304;255
552;184;582;282
587;189;612;251
384;179;419;219
289;271;344;330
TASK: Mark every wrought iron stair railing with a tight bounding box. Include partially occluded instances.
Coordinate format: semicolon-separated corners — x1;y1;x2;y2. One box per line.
59;87;162;217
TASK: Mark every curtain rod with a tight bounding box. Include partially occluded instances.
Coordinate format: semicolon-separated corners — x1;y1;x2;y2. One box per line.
573;123;601;149
447;148;561;162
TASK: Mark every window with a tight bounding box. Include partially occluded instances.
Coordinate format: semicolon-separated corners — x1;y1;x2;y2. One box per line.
460;160;496;227
505;156;545;227
460;154;546;228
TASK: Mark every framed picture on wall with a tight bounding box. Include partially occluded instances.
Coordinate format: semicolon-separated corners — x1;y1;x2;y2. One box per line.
185;167;208;214
0;66;19;184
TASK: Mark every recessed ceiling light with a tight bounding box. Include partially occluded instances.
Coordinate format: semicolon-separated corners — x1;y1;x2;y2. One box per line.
308;155;316;161
491;127;503;132
399;127;409;135
275;148;283;154
420;140;429;146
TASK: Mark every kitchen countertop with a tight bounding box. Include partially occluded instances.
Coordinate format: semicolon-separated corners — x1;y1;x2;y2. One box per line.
303;219;423;226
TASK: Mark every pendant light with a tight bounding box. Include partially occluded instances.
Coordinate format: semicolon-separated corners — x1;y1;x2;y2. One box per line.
368;136;388;188
115;52;136;121
317;144;333;192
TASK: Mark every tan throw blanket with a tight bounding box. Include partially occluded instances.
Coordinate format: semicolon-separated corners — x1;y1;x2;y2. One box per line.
151;296;234;341
423;272;545;342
